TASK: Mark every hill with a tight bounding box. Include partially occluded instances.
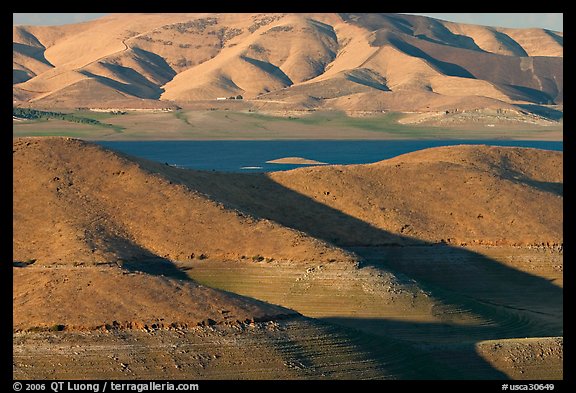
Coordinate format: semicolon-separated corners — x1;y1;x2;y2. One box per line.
152;144;562;247
13;136;350;331
13;13;562;124
13;137;352;266
13;137;562;379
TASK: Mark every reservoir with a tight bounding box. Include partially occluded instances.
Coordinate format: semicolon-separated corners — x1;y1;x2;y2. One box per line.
97;140;563;173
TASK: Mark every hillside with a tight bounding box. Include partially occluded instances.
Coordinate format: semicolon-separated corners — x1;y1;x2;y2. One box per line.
150;144;562;247
270;144;563;246
13;13;562;124
13;265;294;332
13;137;563;379
13;137;353;266
13;136;350;331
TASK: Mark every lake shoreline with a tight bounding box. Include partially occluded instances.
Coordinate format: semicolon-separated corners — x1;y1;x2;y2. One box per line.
96;139;563;173
13;109;563;142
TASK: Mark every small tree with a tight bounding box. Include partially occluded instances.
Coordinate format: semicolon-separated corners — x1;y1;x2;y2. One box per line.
236;94;243;100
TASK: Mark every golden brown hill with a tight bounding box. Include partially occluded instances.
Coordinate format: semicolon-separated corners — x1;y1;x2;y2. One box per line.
12;137;563;380
16;137;559;254
13;13;562;123
13;136;320;331
13;265;294;332
270;144;563;246
151;144;562;248
13;137;354;265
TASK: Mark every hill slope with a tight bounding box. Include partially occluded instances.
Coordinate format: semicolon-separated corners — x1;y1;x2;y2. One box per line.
13;136;352;331
13;138;562;379
151;144;562;247
13;13;562;123
269;144;563;246
13;137;353;265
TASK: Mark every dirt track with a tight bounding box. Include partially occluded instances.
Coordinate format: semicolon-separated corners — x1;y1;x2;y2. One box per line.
13;317;420;380
14;317;562;380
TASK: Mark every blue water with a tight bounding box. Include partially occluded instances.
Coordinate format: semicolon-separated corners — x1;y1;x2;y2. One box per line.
97;140;563;173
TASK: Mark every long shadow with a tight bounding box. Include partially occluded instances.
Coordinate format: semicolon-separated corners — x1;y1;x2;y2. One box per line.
490;153;563;197
122;257;191;281
79;69;164;99
80;232;300;320
492;31;529;57
353;244;562;320
346;69;390;91
130;47;177;84
502;176;562;197
13;42;53;67
383;32;476;79
240;55;294;86
499;84;556;105
515;103;564;121
95;151;563;378
545;30;563;46
319;317;518;379
270;316;501;379
308;18;338;43
404;17;484;53
143;162;563;337
13;69;31;84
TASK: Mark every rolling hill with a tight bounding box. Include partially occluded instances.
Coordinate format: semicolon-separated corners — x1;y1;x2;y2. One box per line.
13;137;563;379
14;137;562;323
13;13;562;124
13;137;353;266
13;136;348;331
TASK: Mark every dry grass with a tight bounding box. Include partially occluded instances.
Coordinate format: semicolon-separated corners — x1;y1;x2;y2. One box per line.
13;13;562;125
12;137;563;379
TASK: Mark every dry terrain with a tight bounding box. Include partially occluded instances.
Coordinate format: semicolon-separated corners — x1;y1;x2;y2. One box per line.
13;13;562;128
13;137;562;379
12;108;563;141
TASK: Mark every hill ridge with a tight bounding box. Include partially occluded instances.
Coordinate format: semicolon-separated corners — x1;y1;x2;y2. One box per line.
13;13;562;123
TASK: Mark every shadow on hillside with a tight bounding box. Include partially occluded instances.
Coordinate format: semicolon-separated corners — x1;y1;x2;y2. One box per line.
268;315;509;380
384;33;476;79
79;69;164;100
317;317;512;380
154;167;563;334
492;31;528;56
513;179;562;197
115;238;300;319
545;30;563;46
516;104;563;121
240;55;294;86
123;257;191;281
13;69;31;84
501;84;555;105
105;156;562;379
495;155;563;197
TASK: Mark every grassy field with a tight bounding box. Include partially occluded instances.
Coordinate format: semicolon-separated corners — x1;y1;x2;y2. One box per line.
13;109;563;141
13;119;123;139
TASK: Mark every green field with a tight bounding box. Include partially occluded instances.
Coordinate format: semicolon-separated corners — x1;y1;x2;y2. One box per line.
13;109;563;141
